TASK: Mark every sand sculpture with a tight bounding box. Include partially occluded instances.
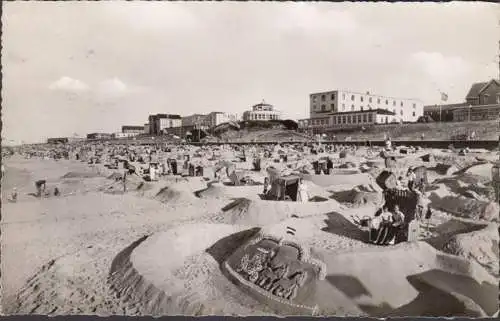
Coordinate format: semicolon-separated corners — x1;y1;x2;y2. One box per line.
224;234;326;315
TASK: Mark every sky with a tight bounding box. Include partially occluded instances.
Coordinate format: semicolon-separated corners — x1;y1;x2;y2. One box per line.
2;1;499;144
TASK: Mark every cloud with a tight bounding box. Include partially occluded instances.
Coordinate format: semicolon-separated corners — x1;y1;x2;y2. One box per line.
48;76;89;92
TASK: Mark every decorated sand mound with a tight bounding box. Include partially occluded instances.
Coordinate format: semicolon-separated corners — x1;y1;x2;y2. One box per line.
219;198;343;226
108;224;272;316
109;225;499;317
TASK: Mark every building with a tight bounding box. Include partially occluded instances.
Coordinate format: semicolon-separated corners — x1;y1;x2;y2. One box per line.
86;133;112;140
143;123;150;135
121;125;144;135
242;100;282;121
202;112;238;128
466;79;500;106
451;104;500;122
298;109;396;134
309;90;423;123
423;103;467;122
182;114;208;128
47;137;69;144
148;114;182;135
112;132;141;139
424;79;500;122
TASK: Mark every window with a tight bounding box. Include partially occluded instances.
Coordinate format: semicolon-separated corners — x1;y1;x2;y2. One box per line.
351;95;355;101
377;98;381;104
353;115;356;123
358;115;362;123
333;117;336;124
351;105;355;111
343;116;346;124
363;114;368;123
369;106;372;110
400;101;403;107
342;93;346;100
360;106;364;111
412;111;416;117
369;97;372;103
321;95;326;101
385;100;388;105
400;110;403;115
330;103;335;110
342;104;345;111
348;115;352;123
368;114;373;122
361;96;364;102
413;103;416;108
321;105;326;111
331;93;335;100
393;100;396;106
312;96;317;102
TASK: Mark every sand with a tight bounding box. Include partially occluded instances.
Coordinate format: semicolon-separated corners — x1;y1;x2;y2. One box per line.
2;144;499;316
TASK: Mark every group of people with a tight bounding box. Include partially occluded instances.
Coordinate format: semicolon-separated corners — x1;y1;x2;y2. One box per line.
369;204;405;245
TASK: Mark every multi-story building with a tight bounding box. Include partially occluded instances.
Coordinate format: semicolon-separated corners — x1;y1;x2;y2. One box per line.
309;90;423;123
202;112;238;128
242;100;282;121
121;125;144;135
148;114;182;135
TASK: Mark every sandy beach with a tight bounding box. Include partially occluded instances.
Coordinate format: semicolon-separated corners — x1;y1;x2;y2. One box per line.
1;143;498;317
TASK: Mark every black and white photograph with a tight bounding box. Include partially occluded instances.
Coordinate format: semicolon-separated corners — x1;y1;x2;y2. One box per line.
1;0;499;317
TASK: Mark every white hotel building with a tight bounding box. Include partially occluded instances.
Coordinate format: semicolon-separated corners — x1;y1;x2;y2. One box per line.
298;90;424;132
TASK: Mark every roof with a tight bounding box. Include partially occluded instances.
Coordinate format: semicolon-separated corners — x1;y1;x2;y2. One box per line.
151;114;182;119
332;108;396;116
122;125;144;130
465;79;500;99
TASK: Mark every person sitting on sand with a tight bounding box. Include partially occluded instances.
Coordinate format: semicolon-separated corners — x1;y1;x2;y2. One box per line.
374;206;393;244
391;205;405;228
9;188;17;203
54;187;60;197
296;178;309;203
396;176;404;190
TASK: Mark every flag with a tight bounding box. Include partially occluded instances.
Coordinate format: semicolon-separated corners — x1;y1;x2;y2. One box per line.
440;92;448;102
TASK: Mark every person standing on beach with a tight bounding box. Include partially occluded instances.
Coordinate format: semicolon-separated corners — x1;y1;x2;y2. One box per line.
263;177;269;195
296;178;309;202
407;167;416;191
35;180;46;198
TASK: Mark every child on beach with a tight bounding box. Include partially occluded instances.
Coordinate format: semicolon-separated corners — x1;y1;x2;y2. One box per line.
263;177;269;195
